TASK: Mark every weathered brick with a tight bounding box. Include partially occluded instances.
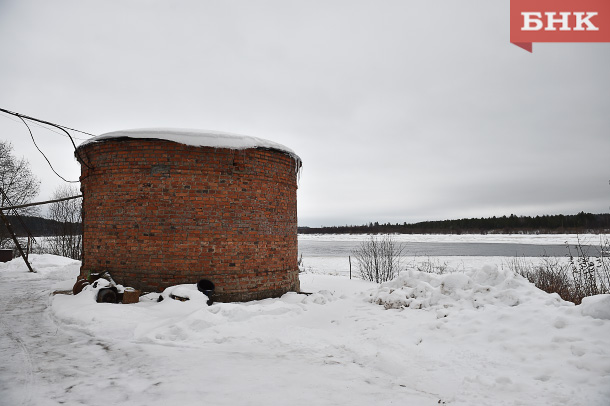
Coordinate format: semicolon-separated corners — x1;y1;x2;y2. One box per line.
76;138;300;302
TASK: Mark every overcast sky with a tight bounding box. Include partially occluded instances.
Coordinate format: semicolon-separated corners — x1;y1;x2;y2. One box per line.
0;0;608;227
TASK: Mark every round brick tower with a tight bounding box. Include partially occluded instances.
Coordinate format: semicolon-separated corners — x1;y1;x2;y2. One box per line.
75;129;301;302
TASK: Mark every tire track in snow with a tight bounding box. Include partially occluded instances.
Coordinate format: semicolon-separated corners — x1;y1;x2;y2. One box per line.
0;270;166;406
0;284;38;406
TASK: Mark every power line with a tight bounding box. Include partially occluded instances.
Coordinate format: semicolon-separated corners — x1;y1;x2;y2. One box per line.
0;112;89;141
17;116;79;183
0;108;96;137
0;107;94;172
34;121;89;141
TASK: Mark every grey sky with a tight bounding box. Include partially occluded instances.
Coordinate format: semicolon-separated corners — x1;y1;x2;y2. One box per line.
1;0;608;227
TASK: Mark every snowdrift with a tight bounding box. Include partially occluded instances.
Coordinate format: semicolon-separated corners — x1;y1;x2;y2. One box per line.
368;265;568;311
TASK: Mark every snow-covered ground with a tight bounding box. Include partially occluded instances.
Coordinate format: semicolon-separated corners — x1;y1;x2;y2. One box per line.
1;252;609;406
300;255;538;277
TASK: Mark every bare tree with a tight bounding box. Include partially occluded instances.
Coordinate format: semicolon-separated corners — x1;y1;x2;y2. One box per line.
0;141;40;247
48;185;82;259
353;235;404;283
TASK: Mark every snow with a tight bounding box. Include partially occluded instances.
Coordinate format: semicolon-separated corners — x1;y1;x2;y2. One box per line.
0;253;80;279
160;283;209;303
79;128;301;166
368;265;565;310
580;294;610;320
1;253;609;405
301;255;564;279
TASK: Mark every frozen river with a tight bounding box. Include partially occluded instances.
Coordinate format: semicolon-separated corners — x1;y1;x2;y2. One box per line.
299;240;589;257
297;233;606;277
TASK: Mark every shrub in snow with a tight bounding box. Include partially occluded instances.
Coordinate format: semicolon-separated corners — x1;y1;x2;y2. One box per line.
506;237;610;304
352;235;404;283
567;237;610;303
411;256;451;274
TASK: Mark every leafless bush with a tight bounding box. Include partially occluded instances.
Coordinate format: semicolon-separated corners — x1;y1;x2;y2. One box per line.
504;256;532;276
567;236;610;303
408;256;450;275
598;236;610;288
353;235;404;283
517;256;574;302
507;237;610;304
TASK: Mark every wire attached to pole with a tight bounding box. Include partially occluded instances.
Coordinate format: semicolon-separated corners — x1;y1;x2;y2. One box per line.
17;116;79;183
0;107;94;170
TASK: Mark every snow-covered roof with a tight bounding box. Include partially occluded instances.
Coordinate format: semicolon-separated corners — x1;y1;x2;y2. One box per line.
79;128;301;166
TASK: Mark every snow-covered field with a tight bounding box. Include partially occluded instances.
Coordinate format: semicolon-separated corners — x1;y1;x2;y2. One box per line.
1;246;609;405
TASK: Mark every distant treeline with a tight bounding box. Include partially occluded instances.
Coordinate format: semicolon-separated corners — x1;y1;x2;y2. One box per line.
2;215;82;237
298;212;610;235
5;213;609;237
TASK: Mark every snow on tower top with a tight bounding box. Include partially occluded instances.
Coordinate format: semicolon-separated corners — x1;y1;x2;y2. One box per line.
79;128;301;166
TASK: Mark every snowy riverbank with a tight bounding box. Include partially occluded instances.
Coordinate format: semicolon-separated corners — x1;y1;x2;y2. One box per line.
0;254;609;405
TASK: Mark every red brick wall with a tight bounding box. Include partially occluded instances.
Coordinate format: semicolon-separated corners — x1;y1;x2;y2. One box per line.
77;138;300;302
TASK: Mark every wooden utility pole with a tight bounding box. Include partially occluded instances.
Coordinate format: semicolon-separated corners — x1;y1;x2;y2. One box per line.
0;192;82;272
0;192;82;273
0;209;34;272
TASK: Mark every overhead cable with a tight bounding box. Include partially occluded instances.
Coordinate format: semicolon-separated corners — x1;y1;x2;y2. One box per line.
17;116;79;183
0;107;94;172
0;108;93;170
